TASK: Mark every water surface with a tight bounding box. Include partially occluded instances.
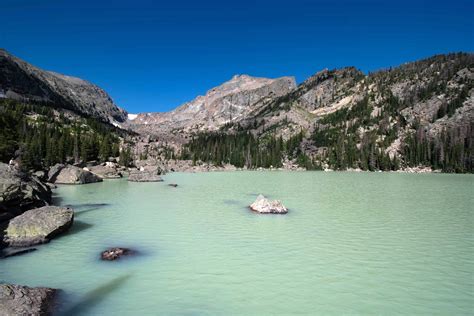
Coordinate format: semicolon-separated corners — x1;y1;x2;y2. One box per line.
2;172;473;315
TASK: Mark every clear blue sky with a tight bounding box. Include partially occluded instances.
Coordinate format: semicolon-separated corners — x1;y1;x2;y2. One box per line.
1;0;473;113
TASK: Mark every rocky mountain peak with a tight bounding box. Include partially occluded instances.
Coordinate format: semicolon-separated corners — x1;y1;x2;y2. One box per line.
127;74;297;137
0;50;127;124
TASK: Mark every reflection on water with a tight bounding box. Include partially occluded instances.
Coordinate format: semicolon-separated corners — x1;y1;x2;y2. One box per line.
59;274;132;315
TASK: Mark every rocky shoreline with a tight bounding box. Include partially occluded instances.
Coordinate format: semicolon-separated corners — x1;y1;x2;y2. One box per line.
0;284;58;316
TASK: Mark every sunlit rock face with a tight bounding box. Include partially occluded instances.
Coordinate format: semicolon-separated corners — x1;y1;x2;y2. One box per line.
127;74;296;136
4;206;74;247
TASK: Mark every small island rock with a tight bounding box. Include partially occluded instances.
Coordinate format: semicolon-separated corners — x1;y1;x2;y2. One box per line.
4;206;74;247
0;284;57;316
101;247;134;261
249;194;288;214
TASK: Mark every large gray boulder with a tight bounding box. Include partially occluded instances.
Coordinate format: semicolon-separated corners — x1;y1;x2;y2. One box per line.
128;170;163;182
249;194;288;214
0;284;57;316
53;165;102;184
0;163;51;223
4;206;74;247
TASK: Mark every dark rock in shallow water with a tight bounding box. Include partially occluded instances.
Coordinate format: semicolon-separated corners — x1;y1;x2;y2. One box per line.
4;206;74;247
0;163;52;224
0;284;57;316
101;247;134;261
168;183;178;187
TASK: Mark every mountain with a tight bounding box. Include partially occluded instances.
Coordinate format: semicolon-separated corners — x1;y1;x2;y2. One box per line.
127;74;296;139
0;49;127;124
133;52;473;173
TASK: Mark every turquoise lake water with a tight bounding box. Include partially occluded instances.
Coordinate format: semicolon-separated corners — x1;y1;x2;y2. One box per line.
1;171;473;315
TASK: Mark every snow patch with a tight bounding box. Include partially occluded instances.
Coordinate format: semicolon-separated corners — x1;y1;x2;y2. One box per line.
128;113;138;120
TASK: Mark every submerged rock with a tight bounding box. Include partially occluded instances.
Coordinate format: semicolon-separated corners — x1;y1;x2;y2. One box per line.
0;284;57;316
101;247;134;261
168;183;178;187
249;194;288;214
128;171;163;182
52;165;102;184
0;163;52;224
4;206;74;247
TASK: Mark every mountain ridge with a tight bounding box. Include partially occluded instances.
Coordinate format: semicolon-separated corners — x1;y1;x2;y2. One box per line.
0;49;127;124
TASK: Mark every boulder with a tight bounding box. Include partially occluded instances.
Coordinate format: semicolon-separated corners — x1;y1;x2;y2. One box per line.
168;183;178;187
0;284;57;316
101;247;134;261
0;163;52;224
88;165;122;179
4;206;74;247
128;171;163;182
249;194;288;214
47;163;65;183
53;165;102;184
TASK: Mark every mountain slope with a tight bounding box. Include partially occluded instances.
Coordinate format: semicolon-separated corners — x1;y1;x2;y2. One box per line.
176;53;473;172
0;49;127;124
127;74;296;138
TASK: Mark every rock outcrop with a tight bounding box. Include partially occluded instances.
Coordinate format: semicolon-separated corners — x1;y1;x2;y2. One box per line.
249;194;288;214
101;247;134;261
88;163;123;179
4;206;74;247
0;163;51;223
128;170;163;182
51;165;102;184
0;49;127;124
127;74;296;138
0;284;57;316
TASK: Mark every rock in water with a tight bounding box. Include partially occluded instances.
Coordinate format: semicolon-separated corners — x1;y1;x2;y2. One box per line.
0;284;57;316
101;247;133;261
249;194;288;214
128;171;163;182
53;165;102;184
4;206;74;247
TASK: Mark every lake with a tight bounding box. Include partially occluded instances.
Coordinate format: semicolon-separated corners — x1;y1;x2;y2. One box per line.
1;171;473;315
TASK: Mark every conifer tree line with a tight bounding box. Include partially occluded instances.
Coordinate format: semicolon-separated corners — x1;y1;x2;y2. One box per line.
0;99;124;170
180;130;317;169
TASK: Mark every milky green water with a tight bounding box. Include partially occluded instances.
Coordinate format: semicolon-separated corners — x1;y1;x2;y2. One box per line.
1;172;473;315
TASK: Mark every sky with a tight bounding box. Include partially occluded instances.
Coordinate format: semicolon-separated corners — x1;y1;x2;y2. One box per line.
0;0;473;113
